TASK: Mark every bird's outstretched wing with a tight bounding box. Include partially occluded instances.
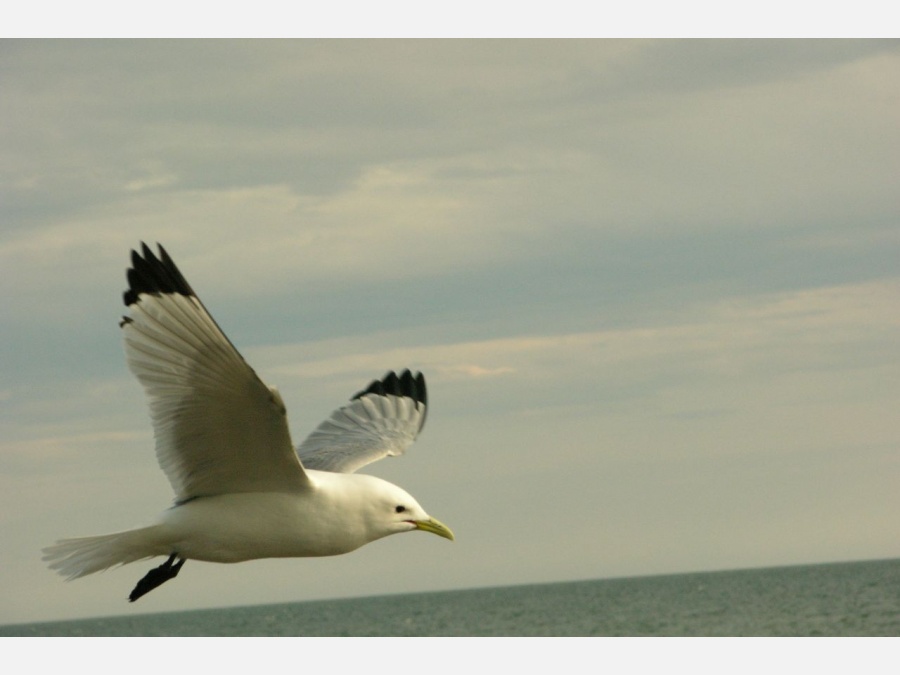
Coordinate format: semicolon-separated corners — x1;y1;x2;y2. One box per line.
122;243;309;502
297;370;428;474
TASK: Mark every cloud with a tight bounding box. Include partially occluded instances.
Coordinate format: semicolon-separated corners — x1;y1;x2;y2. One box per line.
243;278;899;430
433;364;517;379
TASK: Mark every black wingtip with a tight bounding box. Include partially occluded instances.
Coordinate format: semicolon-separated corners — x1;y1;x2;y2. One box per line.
122;242;195;308
353;369;427;409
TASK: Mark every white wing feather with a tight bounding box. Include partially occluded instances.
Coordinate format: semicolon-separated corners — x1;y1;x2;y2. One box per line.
297;370;427;474
122;244;308;501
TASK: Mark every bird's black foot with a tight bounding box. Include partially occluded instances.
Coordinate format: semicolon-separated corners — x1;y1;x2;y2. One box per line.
128;553;186;602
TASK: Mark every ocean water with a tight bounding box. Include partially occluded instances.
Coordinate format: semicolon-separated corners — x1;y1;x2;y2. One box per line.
4;558;898;636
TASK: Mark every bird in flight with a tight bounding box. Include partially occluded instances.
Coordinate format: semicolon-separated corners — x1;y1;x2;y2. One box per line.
43;243;453;602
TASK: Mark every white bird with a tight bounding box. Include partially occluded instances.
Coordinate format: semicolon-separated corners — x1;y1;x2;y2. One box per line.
43;243;453;602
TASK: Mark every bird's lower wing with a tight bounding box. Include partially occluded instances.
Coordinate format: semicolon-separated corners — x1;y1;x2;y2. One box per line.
297;370;427;473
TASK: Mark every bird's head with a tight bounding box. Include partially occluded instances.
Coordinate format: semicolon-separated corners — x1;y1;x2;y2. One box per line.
363;476;455;542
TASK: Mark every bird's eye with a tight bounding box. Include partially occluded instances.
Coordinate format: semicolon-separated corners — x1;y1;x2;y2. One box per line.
395;505;406;514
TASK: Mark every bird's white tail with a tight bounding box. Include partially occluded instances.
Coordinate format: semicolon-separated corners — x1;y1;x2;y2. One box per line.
43;526;169;580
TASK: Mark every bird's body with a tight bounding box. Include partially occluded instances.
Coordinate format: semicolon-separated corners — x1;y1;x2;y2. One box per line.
43;244;453;601
162;475;427;563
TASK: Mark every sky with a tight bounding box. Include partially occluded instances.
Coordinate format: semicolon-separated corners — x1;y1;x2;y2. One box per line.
1;39;899;626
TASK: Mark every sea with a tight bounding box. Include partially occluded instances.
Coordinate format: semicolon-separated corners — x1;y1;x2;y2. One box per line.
4;558;898;637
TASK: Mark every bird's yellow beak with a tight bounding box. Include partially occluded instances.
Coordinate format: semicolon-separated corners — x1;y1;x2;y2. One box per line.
414;517;455;541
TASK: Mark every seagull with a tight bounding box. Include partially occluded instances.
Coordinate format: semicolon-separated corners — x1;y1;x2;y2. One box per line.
43;243;453;602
